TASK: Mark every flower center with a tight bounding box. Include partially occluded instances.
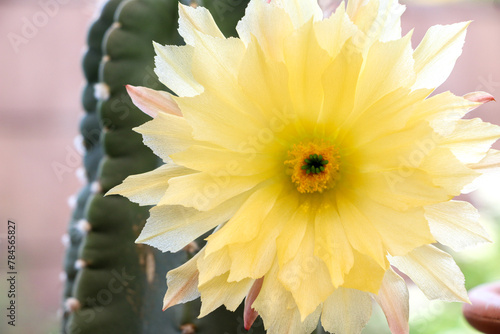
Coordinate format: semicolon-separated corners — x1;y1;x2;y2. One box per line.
284;141;340;194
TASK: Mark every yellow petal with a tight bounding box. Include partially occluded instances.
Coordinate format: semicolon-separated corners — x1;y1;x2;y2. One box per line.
253;261;322;334
468;149;500;173
205;183;284;255
198;272;254;317
126;85;181;118
353;33;415;120
408;91;477;136
175;89;269;152
236;0;294;61
425;200;491;251
106;164;194;206
171;145;277;176
197;246;232;286
362;167;450;211
275;202;310;267
372;268;409;334
412;22;469;90
163;250;201;310
227;192;298;281
440;118;500;164
278;223;334;320
178;3;224;46
419;147;478;196
319;38;363;131
314;199;354;288
190;35;246;94
389;244;470;302
314;3;358;58
136;192;249;252
321;287;372;334
341;250;387;293
284;20;332;122
154;43;203;97
238;36;291;119
350;88;432;147
336;196;387;268
135;111;200;162
347;0;405;46
159;171;267;211
358;200;435;256
274;0;323;28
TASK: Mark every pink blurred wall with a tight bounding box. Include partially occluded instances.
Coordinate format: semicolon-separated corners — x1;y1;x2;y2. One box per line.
0;0;98;332
0;0;499;333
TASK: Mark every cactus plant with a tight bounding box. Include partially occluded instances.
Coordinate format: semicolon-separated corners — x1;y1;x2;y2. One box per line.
62;0;124;331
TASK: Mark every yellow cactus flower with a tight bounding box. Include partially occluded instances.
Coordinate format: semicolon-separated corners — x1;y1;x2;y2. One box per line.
108;0;500;333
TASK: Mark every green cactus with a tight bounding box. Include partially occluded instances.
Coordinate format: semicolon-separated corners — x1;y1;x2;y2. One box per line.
62;0;124;332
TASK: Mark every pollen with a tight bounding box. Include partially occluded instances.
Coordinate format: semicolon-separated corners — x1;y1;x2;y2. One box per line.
284;141;341;194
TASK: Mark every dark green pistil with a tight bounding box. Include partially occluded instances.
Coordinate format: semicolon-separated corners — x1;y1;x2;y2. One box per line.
301;154;329;175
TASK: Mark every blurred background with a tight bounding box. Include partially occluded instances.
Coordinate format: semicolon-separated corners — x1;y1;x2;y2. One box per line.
0;0;499;333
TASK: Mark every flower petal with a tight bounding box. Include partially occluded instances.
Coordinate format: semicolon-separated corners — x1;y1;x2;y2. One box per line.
314;199;354;288
321;287;372;334
136;192;249;252
420;147;479;196
278;223;334;320
205;183;284;255
468;149;500;174
159;171;268;211
412;22;469;90
314;3;358;57
253;262;322;334
359;200;435;256
284;20;332;120
198;272;254;317
154;43;203;97
341;250;387;294
464;91;496;105
274;0;323;28
236;0;294;61
227;191;297;281
135;111;201;162
106;164;194;206
389;244;470;302
425;200;491;251
336;196;387;268
163;251;201;310
126;85;181;118
353;33;415;119
244;278;264;330
372;268;409;334
178;3;224;46
440;118;500;164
